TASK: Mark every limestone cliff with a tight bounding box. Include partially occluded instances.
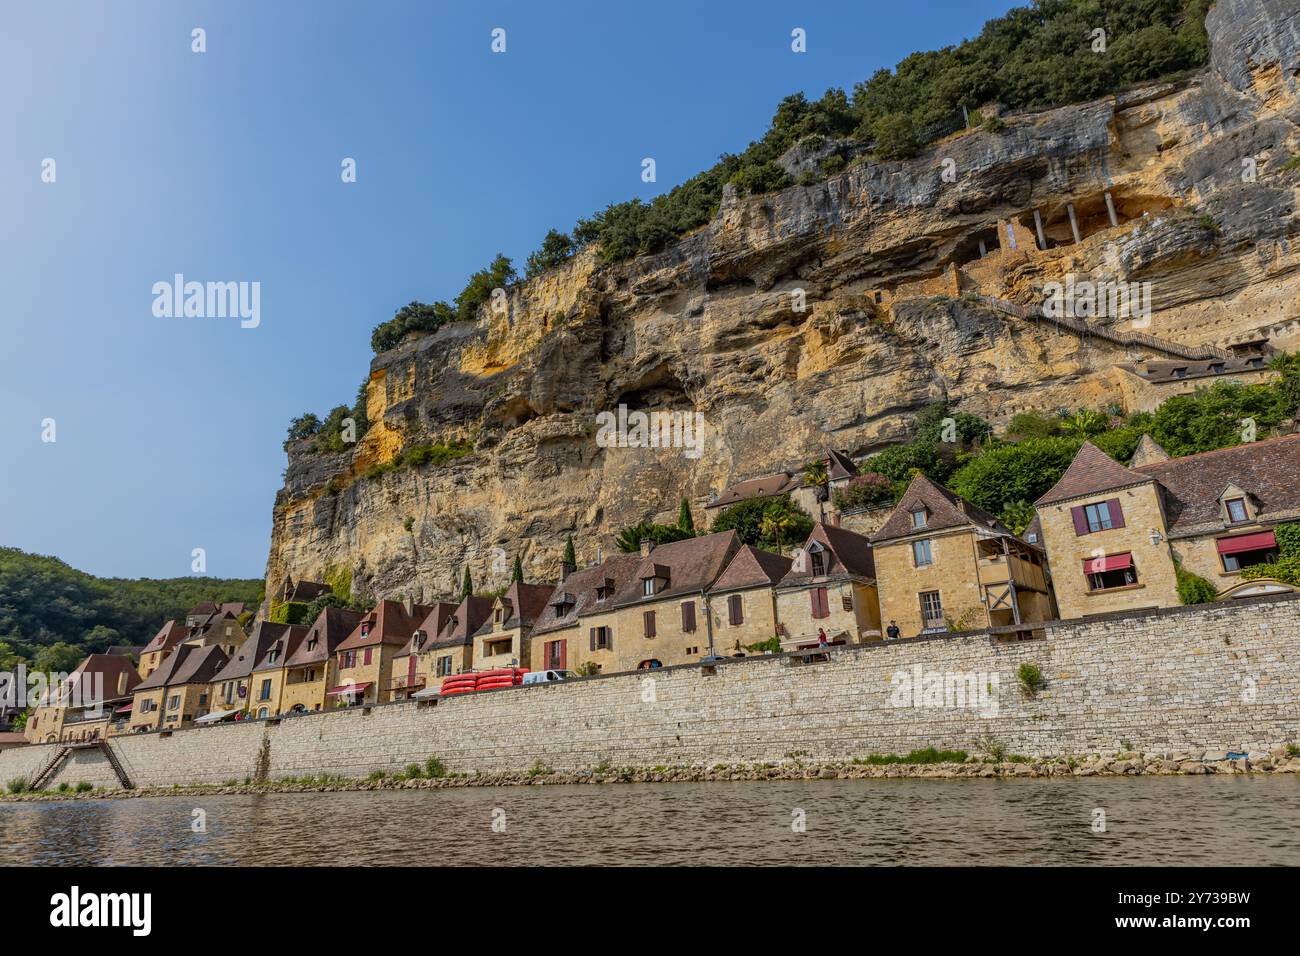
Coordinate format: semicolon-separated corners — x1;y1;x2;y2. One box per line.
266;0;1300;603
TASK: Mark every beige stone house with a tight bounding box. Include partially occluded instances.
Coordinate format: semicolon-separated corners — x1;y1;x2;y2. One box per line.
469;582;556;672
774;523;881;648
418;596;495;688
704;545;792;655
388;602;457;700
1037;435;1300;618
332;600;431;706
871;475;1053;637
572;531;744;673
25;653;140;744
129;643;229;733
269;606;367;715
137;621;188;680
207;621;298;719
527;553;645;673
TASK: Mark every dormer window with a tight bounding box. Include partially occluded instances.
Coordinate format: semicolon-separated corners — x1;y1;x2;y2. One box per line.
1225;497;1249;524
360;622;370;638
911;508;928;529
1172;367;1188;379
595;578;614;601
306;637;318;651
494;608;503;624
810;551;826;577
642;578;656;597
640;565;670;598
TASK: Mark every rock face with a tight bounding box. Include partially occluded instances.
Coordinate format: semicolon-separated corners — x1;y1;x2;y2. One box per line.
266;1;1300;603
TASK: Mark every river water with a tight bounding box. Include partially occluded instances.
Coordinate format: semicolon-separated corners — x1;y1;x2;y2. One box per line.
2;776;1298;866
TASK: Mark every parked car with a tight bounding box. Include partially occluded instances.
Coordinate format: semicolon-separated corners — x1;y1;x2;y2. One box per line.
522;669;576;685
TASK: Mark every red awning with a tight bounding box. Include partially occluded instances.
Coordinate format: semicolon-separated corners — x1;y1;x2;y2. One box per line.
1083;552;1132;574
114;704;132;714
1217;531;1277;556
326;682;372;696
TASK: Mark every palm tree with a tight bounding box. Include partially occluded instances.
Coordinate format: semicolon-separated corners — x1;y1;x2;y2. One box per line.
760;507;798;555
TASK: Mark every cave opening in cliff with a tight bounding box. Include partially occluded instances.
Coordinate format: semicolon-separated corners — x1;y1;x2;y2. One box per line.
950;226;1004;267
613;365;694;414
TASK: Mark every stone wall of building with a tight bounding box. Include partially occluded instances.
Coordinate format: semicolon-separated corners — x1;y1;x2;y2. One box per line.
3;596;1299;792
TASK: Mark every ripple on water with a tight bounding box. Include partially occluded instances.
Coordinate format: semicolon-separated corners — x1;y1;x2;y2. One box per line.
2;776;1298;866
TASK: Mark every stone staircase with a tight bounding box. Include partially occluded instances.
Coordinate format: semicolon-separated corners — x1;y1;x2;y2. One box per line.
975;294;1232;362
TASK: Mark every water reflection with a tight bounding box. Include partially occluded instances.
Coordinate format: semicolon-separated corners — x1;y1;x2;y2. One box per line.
2;776;1297;866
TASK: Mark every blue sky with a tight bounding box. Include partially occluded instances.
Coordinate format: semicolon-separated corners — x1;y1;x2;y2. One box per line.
0;0;1014;579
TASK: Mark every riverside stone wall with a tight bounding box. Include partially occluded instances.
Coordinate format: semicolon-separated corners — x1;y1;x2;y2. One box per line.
3;595;1299;791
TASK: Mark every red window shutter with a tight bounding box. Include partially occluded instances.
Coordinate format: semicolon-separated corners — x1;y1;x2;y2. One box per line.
644;611;656;638
558;640;567;669
1071;506;1088;535
1107;498;1126;529
363;647;372;666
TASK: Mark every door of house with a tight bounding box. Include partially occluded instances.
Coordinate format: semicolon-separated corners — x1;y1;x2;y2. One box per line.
546;639;566;670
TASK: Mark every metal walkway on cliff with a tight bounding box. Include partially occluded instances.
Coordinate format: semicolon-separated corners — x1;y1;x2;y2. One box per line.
974;294;1232;362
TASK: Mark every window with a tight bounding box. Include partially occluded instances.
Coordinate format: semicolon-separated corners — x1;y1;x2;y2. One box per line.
590;626;612;650
544;640;567;670
224;625;232;637
681;601;697;632
1086;555;1138;591
198;693;207;706
485;637;512;656
267;647;279;664
643;611;656;639
1209;363;1225;374
307;637;318;651
341;650;356;669
919;591;944;627
1226;498;1249;524
642;578;656;597
167;695;180;710
258;679;272;701
1222;545;1278;572
306;668;317;682
494;608;502;624
727;595;744;626
1172;367;1187;378
911;509;927;529
810;551;826;576
436;656;453;677
912;539;933;567
257;707;268;719
810;587;830;619
1072;499;1125;535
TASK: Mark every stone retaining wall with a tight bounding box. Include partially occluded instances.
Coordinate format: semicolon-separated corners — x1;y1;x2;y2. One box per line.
3;595;1299;791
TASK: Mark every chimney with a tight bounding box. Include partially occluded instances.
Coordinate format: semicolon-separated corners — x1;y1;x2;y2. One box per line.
639;538;655;558
593;544;603;566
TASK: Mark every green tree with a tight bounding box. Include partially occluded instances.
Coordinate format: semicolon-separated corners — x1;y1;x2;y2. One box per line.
947;437;1084;517
677;499;695;534
711;495;813;551
461;566;473;599
32;642;85;674
512;556;524;583
615;521;693;553
871;113;920;160
455;254;517;322
284;413;321;449
562;535;577;569
524;229;575;278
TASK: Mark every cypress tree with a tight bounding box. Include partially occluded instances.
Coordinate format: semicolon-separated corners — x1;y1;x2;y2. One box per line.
512;556;524;583
461;566;473;598
678;498;695;534
563;535;576;567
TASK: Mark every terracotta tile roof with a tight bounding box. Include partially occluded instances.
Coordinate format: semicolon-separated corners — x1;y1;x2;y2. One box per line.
606;531;742;609
780;523;876;585
872;474;1010;543
213;621;293;683
105;645;145;660
138;643;227;690
709;545;793;593
46;654;141;705
1135;432;1300;536
470;583;556;638
135;644;193;691
1034;441;1155;506
429;596;495;648
707;472;800;509
398;602;459;657
278;577;332;603
281;606;365;669
825;449;859;482
532;553;645;635
336;600;432;652
142;621;188;654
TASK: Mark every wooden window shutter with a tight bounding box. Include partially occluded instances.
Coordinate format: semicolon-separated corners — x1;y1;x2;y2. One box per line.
1070;506;1089;535
589;627;596;651
681;602;695;632
644;611;656;638
728;595;743;625
1107;498;1126;529
363;647;372;666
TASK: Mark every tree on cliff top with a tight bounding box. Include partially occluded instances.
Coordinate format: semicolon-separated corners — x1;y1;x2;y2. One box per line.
461;566;473;598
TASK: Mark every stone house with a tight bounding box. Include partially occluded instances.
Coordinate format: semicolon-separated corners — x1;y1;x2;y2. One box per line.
469;583;556;672
571;531;744;673
268;606;367;715
332;599;432;706
25;653;140;744
1037;435;1300;618
703;448;859;525
703;545;792;655
774;523;881;648
417;596;495;688
207;621;298;717
388;602;457;700
527;553;645;673
871;474;1054;637
137;621;189;680
129;643;229;733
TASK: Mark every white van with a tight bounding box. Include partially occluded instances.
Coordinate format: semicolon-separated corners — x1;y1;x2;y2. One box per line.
522;669;576;685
